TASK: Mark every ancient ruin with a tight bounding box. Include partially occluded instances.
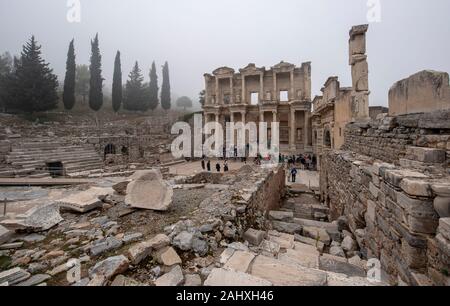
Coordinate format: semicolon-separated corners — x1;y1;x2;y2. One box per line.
0;23;449;288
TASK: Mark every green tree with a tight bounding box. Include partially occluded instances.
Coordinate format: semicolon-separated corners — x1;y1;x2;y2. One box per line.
6;36;58;112
0;52;13;112
88;33;103;111
63;39;76;110
112;51;122;112
123;61;147;111
75;64;89;104
176;96;193;111
148;61;159;111
199;89;206;107
161;61;171;110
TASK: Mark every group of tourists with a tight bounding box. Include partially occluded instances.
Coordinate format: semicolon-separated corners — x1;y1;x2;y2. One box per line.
201;158;229;173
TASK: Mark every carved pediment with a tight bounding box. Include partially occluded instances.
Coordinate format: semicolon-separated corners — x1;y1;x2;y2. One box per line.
212;67;235;76
239;63;265;75
272;61;295;71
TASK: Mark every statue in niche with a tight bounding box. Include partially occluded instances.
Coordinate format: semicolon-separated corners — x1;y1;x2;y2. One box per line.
297;90;303;99
266;91;272;101
236;94;241;103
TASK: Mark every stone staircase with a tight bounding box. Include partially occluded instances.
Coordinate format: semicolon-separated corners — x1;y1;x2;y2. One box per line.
0;139;103;178
205;186;386;286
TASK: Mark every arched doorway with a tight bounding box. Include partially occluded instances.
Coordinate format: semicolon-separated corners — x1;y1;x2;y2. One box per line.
324;130;331;148
104;144;116;159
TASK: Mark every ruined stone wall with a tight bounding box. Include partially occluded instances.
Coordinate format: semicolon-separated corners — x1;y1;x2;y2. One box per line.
320;150;449;285
342;110;450;166
389;70;450;116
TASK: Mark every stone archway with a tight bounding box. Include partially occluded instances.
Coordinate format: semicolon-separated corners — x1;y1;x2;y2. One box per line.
104;144;116;159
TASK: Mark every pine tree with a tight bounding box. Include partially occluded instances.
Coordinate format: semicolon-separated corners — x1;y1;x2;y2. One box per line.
124;61;147;111
112;51;122;112
6;36;58;112
63;39;76;110
161;61;171;110
89;33;103;111
148;61;159;111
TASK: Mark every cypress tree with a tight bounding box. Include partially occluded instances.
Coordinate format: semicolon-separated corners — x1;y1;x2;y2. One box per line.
7;36;58;112
161;61;171;110
88;33;103;111
112;51;122;112
124;61;147;111
148;61;159;111
63;39;76;110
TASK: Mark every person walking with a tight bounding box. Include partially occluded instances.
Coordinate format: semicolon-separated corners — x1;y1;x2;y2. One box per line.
216;162;221;172
224;160;229;172
291;167;298;183
201;158;205;171
206;160;211;172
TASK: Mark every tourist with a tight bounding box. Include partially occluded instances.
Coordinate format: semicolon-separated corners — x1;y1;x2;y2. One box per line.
206;160;211;172
201;158;205;171
224;160;229;172
216;162;221;172
290;166;298;183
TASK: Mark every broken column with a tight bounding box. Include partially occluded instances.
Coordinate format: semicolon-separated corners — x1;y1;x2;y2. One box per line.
349;24;370;121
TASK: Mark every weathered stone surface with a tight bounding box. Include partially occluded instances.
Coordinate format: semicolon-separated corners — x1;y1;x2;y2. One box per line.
294;234;325;252
89;255;129;280
0;267;30;285
219;248;236;264
110;275;142;286
90;237;123;256
172;231;194;251
330;246;346;258
272;221;302;234
278;243;319;269
389;70;450;116
250;255;327;286
125;170;173;211
319;255;366;277
400;179;432;197
112;180;131;195
122;233;143;244
341;236;357;252
302;226;331;245
293;218;338;232
205;268;272;286
184;274;202;286
268;211;293;222
438;218;450;241
224;251;255;273
268;231;295;249
154;247;182;266
1;203;63;232
154;265;184;286
243;228;265;246
16;274;50;286
0;225;11;245
127;234;170;265
58;187;113;213
191;236;208;256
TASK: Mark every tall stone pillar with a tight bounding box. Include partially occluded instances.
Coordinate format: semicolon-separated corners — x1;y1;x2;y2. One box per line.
215;77;220;105
273;72;277;102
290;70;295;100
230;77;234;104
241;76;246;104
272;111;277;123
349;24;370;120
304;111;309;150
215;113;219;123
260;73;264;103
289;109;296;151
204;75;210;105
230;112;234;123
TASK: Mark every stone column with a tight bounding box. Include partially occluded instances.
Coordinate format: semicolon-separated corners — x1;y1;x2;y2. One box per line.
204;76;210;105
215;113;219;123
349;24;370;120
304;111;309;149
290;70;295;100
259;111;265;124
230;77;234;104
273;71;277;102
240;112;246;124
241;75;246;104
272;111;277;123
215;77;220;105
260;73;264;103
289;109;296;150
230;112;234;123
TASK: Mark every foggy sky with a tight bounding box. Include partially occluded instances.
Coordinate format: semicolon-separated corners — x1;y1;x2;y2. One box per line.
1;0;449;107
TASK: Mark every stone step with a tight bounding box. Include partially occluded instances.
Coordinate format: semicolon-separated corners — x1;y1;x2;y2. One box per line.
249;255;327;286
8;152;100;163
318;254;366;278
278;242;320;269
268;210;294;222
293;218;338;232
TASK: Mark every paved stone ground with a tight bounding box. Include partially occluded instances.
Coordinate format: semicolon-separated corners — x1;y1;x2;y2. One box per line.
286;170;319;189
